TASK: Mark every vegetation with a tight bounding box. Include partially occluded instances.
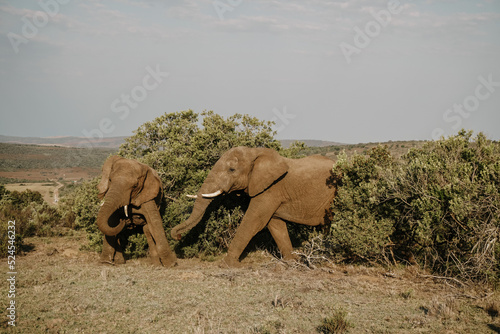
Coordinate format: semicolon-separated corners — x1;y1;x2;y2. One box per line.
0;186;72;256
321;130;500;283
301;140;425;160
317;307;352;333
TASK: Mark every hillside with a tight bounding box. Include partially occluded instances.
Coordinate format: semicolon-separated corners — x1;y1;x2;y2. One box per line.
305;140;426;160
0;143;116;182
0;139;426;183
0;135;127;148
280;139;346;148
0;135;348;149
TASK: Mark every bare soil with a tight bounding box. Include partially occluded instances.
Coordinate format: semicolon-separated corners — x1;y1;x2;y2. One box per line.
1;233;499;333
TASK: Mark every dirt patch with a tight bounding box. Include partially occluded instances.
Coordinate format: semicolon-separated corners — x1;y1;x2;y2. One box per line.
2;233;498;333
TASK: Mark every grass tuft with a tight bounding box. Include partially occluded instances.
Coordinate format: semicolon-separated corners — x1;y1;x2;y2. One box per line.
317;307;352;334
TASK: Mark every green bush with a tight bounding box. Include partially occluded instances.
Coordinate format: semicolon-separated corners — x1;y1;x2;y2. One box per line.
326;145;396;263
0;188;66;256
59;177;102;251
319;130;499;283
388;131;499;282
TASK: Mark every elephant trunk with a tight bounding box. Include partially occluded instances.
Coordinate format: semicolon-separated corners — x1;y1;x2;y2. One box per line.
172;169;226;240
96;188;127;236
171;197;212;240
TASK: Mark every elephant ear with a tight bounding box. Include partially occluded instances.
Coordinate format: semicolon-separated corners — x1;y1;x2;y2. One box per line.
97;156;122;200
131;165;162;207
248;149;288;197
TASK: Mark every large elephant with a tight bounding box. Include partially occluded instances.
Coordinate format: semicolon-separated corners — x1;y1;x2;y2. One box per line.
96;156;177;267
171;146;336;266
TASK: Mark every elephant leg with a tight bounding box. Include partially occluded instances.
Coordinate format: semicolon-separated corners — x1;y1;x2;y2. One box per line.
224;198;280;267
267;218;297;261
114;236;126;264
143;225;161;266
142;201;177;268
101;235;125;264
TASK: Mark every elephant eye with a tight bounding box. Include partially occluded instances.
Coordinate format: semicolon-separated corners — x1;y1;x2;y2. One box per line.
229;167;236;173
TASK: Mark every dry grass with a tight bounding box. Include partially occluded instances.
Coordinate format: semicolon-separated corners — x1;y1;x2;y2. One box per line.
1;233;499;333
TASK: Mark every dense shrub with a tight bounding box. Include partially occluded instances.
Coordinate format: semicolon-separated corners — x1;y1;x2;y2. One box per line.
326;145;397;263
321;130;499;283
59;178;102;251
0;188;66;256
389;131;499;282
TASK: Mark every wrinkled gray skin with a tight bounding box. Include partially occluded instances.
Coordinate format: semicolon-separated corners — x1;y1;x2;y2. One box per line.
97;156;177;267
171;147;336;267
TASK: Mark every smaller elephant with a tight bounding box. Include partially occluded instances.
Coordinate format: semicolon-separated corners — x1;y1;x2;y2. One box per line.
96;156;177;267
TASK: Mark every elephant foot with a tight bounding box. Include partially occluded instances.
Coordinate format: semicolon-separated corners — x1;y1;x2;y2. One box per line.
281;253;299;262
113;253;126;264
100;251;113;263
100;252;125;265
150;255;162;267
220;255;241;268
160;253;178;268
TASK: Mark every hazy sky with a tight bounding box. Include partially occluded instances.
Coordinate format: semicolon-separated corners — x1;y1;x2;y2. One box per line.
1;0;499;144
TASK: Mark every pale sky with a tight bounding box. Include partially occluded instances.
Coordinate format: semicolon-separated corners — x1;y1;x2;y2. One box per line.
1;0;499;144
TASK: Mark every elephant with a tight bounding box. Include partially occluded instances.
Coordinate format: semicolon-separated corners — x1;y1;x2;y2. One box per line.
171;146;337;267
96;156;177;267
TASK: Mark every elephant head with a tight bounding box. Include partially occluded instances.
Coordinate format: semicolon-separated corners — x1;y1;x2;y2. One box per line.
171;146;288;240
97;156;162;236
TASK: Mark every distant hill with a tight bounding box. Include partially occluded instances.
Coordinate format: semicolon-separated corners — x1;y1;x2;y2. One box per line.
280;139;346;148
0;139;425;182
0;135;342;149
0;135;127;148
0;142;116;182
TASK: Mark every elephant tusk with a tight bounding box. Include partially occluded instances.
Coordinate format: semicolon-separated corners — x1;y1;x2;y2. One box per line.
186;194;198;199
201;190;223;198
124;205;129;218
99;200;105;207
